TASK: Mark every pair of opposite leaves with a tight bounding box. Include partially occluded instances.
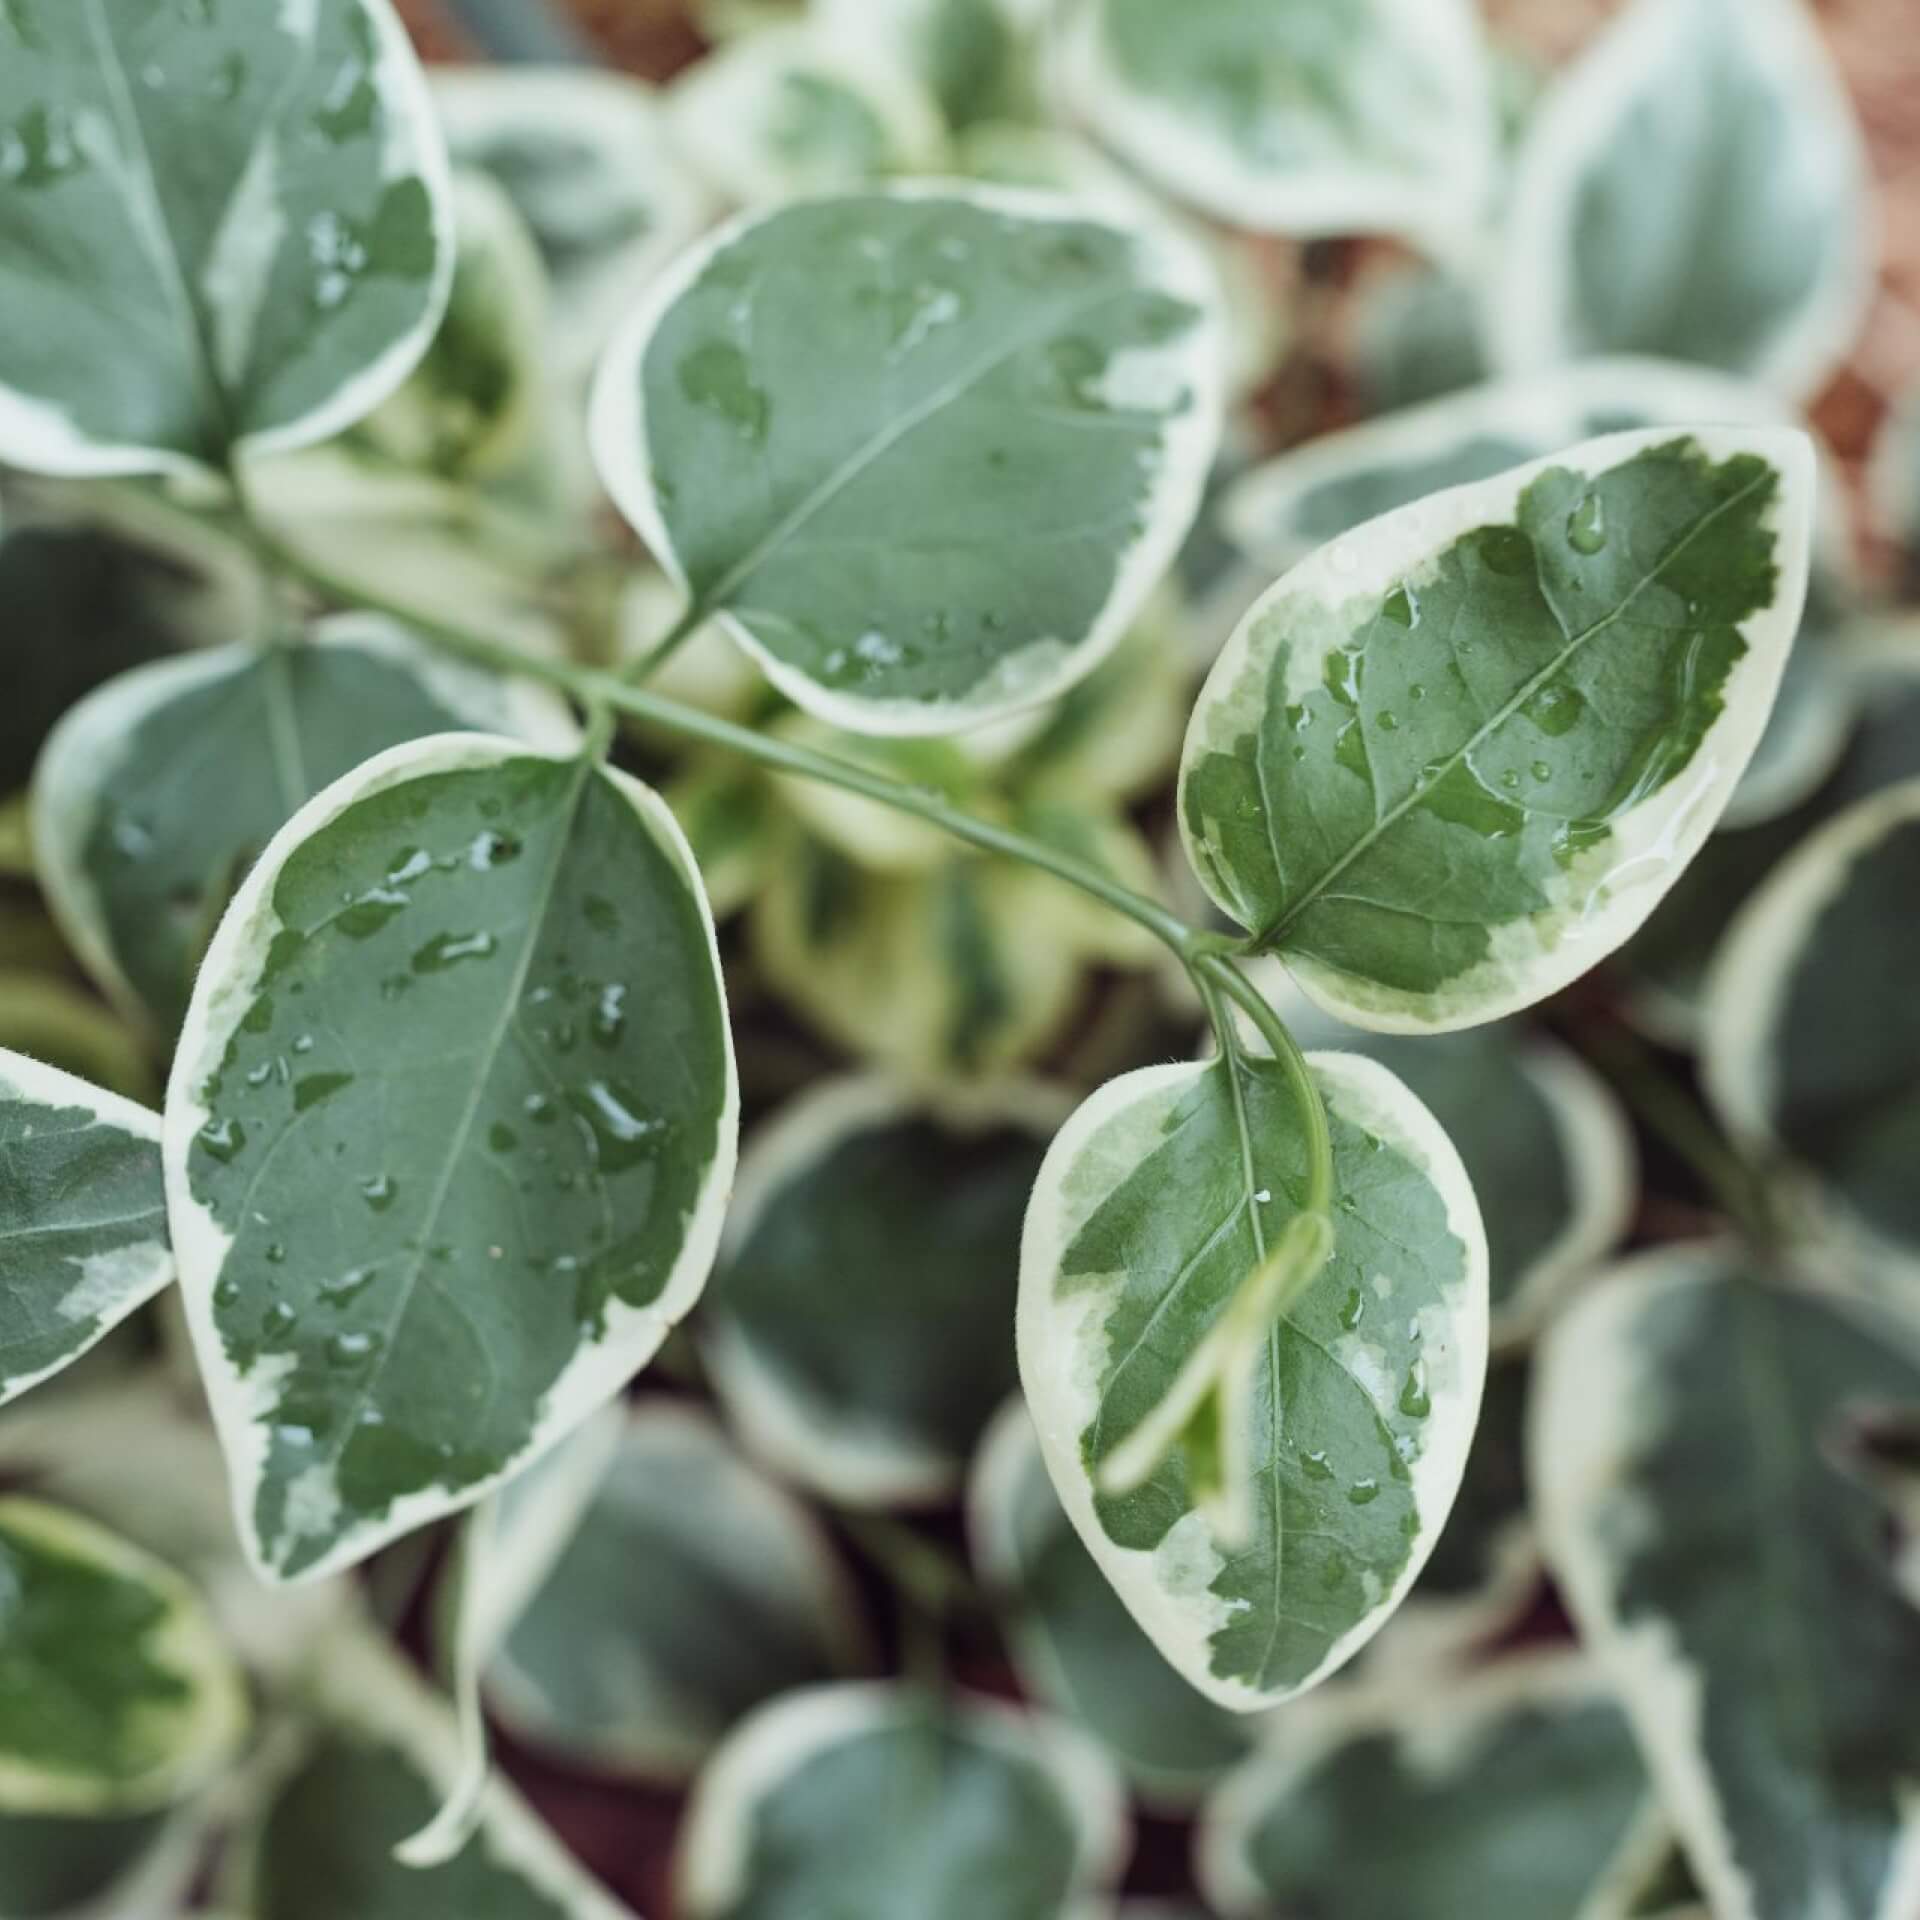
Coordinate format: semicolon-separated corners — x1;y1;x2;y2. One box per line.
0;0;1815;1712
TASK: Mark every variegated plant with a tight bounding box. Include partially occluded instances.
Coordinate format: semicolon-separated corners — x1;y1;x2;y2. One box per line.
0;1;1899;1912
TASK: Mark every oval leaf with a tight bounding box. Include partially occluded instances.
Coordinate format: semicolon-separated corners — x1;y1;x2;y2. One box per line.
1532;1248;1920;1920
32;616;573;1037
0;1498;246;1817
0;0;453;477
164;734;738;1583
1704;781;1920;1279
0;1052;171;1409
676;1683;1127;1920
1017;1048;1488;1711
487;1403;871;1785
1181;428;1816;1033
1494;0;1872;402
1053;0;1497;246
968;1398;1258;1806
1198;1656;1654;1920
592;184;1223;735
708;1077;1059;1506
241;1630;639;1920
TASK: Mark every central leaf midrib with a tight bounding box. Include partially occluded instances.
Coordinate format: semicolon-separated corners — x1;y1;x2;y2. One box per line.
699;276;1148;625
1253;465;1771;952
306;756;596;1511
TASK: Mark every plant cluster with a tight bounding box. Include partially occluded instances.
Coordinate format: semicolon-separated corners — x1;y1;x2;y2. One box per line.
0;0;1915;1916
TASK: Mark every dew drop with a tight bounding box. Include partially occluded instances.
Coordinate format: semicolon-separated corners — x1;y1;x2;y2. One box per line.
327;1331;379;1369
412;930;497;972
1566;490;1608;555
1400;1362;1432;1420
197;1117;246;1164
1348;1478;1381;1506
359;1173;398;1212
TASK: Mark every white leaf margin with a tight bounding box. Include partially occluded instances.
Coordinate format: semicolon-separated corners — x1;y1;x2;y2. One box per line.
0;1050;173;1411
674;1681;1130;1920
706;1073;1072;1509
483;1399;875;1787
30;614;576;1039
1490;0;1874;406
967;1395;1265;1810
1702;778;1920;1291
1529;1243;1920;1920
0;1497;249;1817
589;179;1227;739
1049;0;1499;251
0;0;456;482
1221;359;1797;575
1182;425;1818;1035
1196;1650;1668;1920
1016;1049;1490;1713
162;731;740;1586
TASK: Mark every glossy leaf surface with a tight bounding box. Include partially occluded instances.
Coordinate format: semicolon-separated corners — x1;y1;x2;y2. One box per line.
593;186;1222;735
1018;1049;1488;1710
1182;429;1815;1032
0;0;452;475
165;735;737;1582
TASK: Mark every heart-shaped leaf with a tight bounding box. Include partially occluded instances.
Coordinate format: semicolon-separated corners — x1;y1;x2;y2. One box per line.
0;1499;246;1817
1052;0;1497;246
1018;1047;1488;1711
1704;782;1920;1283
592;185;1223;735
165;734;737;1583
676;1684;1128;1920
0;0;452;477
0;1053;172;1410
1181;428;1816;1033
32;617;573;1037
1494;0;1872;403
1533;1248;1920;1920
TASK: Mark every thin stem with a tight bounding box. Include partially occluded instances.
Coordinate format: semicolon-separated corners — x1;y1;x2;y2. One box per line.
1196;951;1336;1218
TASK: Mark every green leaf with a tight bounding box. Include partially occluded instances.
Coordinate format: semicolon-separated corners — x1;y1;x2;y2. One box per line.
1870;391;1920;579
32;617;574;1038
0;1806;173;1920
1333;1025;1634;1345
665;27;947;210
1533;1248;1920;1920
1017;1047;1488;1710
430;67;714;382
0;1498;246;1817
164;734;738;1583
239;1630;639;1920
1197;1656;1655;1920
1053;0;1497;245
0;0;453;477
592;186;1223;735
676;1683;1127;1920
708;1077;1057;1506
1495;0;1872;403
488;1403;871;1784
1705;782;1920;1283
750;838;1092;1083
817;0;1039;132
968;1399;1258;1807
1351;264;1492;414
0;1051;171;1411
1182;428;1816;1033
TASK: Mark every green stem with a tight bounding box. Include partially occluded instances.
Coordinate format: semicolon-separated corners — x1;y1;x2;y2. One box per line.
623;596;709;684
232;493;1339;1193
1197;951;1336;1218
